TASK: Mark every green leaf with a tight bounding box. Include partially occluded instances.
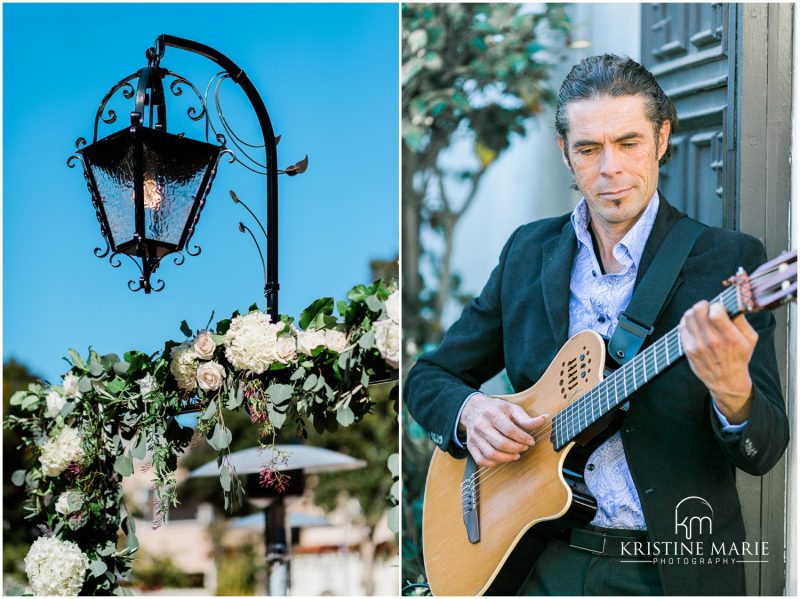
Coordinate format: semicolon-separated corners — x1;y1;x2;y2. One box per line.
299;297;334;330
337;300;350;319
106;377;126;395
113;361;130;376
20;395;39;410
89;560;108;578
114;454;134;477
208;423;232;451
290;367;306;381
9;391;27;406
366;295;384;313
387;454;399;478
267;383;294;405
358;330;375;350
388;505;400;534
89;362;105;377
347;284;369;302
220;465;232;492
68;349;85;370
336;405;355;427
180;320;192;337
216;319;231;335
268;404;287;429
201;400;218;422
361;369;371;388
225;384;243;410
131;432;147;460
11;470;26;487
302;375;318;392
101;353;121;369
78;376;93;393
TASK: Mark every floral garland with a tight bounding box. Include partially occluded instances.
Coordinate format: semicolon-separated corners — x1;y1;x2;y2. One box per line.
6;280;399;596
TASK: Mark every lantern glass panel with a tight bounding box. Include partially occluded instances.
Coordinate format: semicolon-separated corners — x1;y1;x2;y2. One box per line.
141;135;217;246
85;136;137;248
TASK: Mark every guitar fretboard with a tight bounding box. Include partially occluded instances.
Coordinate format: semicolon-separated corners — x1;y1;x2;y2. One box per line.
550;287;742;450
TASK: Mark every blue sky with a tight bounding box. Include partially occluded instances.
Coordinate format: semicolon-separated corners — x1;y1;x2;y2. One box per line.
3;3;399;383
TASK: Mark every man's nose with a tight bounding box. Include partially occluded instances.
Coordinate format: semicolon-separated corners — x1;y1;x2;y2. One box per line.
599;146;623;176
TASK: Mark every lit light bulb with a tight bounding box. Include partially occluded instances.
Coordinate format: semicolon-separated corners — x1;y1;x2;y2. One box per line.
142;178;163;211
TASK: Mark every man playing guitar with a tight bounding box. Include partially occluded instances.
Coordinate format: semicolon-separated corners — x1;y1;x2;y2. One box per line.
405;55;790;595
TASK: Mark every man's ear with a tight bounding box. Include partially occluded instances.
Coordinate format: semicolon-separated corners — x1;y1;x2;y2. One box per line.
557;136;572;171
657;120;671;161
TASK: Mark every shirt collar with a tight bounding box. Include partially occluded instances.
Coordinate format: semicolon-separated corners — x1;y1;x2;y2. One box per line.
570;190;660;270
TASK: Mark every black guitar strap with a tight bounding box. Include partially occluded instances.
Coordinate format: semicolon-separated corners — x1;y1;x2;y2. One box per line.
608;216;706;366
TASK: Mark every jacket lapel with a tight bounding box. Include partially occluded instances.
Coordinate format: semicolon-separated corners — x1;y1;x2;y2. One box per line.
541;218;577;345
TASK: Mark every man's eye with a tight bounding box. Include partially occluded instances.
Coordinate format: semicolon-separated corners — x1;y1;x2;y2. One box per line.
578;148;595;156
622;142;638;148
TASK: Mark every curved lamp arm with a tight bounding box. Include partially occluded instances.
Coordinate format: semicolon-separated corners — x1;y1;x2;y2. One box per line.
153;34;280;319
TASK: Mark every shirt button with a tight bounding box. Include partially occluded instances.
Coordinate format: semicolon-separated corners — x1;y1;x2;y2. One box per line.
587;463;595;471
592;269;597;277
598;316;606;323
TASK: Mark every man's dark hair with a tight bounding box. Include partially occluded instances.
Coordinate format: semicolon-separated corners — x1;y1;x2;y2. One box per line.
555;54;678;166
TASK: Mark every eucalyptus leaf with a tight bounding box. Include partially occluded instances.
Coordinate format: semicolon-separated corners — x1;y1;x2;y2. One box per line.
113;361;130;376
114;454;134;477
11;470;26;487
267;383;294;405
220;466;232;492
387;454;399;478
20;395;39;411
89;362;105;377
78;376;93;393
208;423;232;451
366;294;384;313
361;370;370;388
358;330;375;350
302;375;318;392
388;505;400;534
290;367;306;381
201;399;218;422
267;404;287;429
89;560;108;578
101;353;121;369
106;377;126;395
225;385;243;410
390;480;400;499
9;391;27;406
336;405;355;427
338;351;351;370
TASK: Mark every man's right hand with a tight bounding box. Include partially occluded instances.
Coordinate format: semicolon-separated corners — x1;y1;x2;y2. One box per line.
459;394;549;467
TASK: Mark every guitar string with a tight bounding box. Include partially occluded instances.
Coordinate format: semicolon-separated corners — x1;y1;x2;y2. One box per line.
457;281;747;493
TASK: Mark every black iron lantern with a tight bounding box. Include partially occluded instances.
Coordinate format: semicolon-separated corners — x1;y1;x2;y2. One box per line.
69;36;306;317
76;67;225;293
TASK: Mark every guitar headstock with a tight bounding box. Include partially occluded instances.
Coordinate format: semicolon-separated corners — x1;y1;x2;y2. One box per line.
744;249;797;312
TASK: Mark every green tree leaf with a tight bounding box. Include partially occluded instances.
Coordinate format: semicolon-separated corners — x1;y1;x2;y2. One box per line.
114;454;134;477
299;297;334;330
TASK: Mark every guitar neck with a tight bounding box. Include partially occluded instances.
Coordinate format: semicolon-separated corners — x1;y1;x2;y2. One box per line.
551;287;743;451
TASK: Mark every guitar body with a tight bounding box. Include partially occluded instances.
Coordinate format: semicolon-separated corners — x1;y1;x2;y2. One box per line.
422;330;606;596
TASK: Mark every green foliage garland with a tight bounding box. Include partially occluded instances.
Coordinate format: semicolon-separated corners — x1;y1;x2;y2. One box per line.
6;280;398;595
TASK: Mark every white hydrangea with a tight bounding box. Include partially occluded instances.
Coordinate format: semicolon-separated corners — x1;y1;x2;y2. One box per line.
45;391;66;418
39;427;86;477
296;329;326;355
55;490;83;516
62;373;82;399
170;341;199;392
373;319;400;369
224;311;282;374
24;536;89;596
384;289;400;324
324;329;348;353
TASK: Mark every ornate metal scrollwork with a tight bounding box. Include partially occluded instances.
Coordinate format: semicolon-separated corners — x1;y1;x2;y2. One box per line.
166;71;207;123
92;74;138;142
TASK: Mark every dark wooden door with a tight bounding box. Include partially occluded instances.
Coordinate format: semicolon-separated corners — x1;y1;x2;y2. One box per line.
642;4;793;595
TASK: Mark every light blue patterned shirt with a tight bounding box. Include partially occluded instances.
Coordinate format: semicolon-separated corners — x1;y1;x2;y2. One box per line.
569;193;745;530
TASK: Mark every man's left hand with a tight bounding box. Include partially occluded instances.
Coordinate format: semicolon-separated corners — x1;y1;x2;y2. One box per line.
679;300;758;424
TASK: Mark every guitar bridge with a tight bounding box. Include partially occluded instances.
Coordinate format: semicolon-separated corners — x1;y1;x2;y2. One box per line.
461;455;480;543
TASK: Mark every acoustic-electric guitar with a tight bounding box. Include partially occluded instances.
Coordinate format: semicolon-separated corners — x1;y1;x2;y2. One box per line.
422;250;797;596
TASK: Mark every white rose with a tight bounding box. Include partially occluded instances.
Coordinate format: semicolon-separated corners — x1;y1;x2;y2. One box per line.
62;373;81;399
275;335;297;364
384;289;400;324
324;329;348;353
373;319;400;369
137;373;157;396
24;536;89;596
45;391;66;418
39;427;85;477
296;329;326;355
193;330;216;360
196;361;225;392
55;490;83;516
224;312;281;374
170;341;199;391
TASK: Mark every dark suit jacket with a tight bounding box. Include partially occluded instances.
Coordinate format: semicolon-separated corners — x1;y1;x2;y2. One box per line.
404;198;789;596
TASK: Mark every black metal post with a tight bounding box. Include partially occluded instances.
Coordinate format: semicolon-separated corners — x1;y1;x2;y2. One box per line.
154;35;280;319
